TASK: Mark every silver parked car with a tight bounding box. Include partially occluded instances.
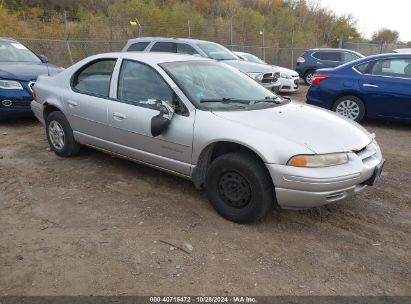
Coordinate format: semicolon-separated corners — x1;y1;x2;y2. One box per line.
31;52;384;223
234;51;300;93
122;37;281;93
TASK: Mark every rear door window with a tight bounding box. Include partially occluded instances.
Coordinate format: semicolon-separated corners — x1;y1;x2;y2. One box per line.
150;42;177;53
370;58;411;78
312;52;341;62
127;42;150;52
72;59;116;97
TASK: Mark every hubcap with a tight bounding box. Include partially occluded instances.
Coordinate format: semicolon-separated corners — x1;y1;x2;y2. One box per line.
218;171;251;208
335;99;360;120
48;120;65;150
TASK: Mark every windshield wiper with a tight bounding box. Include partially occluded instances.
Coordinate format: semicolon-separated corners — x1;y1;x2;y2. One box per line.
253;96;284;104
200;98;248;103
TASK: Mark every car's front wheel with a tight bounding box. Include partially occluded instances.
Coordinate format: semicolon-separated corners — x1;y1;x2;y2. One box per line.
332;96;365;122
46;111;81;157
204;152;274;223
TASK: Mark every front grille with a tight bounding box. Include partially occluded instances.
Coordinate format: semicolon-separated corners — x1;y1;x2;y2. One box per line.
262;73;274;83
0;100;31;108
294;79;299;85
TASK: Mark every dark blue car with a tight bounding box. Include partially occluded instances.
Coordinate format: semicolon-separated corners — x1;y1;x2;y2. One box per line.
296;48;364;85
0;38;63;119
306;53;411;123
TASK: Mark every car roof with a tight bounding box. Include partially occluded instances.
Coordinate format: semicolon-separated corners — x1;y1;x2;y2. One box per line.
393;48;411;53
126;37;220;45
90;51;212;65
307;48;357;52
360;53;411;60
0;37;18;43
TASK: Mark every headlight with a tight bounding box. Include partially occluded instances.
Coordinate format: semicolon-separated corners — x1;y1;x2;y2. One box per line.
281;73;292;79
0;80;23;90
287;153;349;167
246;72;264;81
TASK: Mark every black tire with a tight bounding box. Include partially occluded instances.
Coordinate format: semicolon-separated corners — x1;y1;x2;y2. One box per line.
332;95;365;122
304;70;315;85
45;111;81;157
204;152;275;223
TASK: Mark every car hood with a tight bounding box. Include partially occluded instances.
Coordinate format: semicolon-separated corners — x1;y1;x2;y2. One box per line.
212;102;372;154
222;59;279;73
0;62;64;82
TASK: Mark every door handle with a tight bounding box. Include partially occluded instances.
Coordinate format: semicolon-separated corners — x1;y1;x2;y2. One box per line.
363;83;379;88
113;112;126;120
67;100;78;107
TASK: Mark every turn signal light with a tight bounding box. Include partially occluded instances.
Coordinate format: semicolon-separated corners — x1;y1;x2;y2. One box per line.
288;156;308;167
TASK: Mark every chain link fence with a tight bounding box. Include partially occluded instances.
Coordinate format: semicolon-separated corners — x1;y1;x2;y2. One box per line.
9;11;407;70
343;41;409;56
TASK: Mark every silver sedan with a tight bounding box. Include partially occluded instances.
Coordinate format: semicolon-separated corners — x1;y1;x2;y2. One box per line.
31;52;384;223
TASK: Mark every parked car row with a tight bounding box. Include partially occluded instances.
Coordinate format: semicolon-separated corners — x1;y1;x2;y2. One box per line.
303;51;411;122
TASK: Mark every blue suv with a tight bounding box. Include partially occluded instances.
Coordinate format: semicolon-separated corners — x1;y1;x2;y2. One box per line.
296;48;364;85
0;38;63;119
306;53;411;123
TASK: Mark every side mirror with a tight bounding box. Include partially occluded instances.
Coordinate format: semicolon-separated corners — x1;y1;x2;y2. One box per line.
151;100;174;137
39;55;48;63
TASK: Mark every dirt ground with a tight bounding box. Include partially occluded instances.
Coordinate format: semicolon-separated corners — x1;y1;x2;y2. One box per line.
0;86;410;296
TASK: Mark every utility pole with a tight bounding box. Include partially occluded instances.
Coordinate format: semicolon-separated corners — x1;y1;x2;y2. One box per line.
63;11;73;65
188;20;191;38
260;30;266;62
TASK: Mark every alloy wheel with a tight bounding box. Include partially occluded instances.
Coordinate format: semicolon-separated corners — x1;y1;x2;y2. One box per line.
335;99;360;120
48;120;65;150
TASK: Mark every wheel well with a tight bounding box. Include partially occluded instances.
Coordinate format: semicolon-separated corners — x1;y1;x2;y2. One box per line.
192;141;268;190
43;104;61;119
304;69;315;77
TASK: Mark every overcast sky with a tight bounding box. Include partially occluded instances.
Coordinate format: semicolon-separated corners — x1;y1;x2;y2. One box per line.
318;0;410;42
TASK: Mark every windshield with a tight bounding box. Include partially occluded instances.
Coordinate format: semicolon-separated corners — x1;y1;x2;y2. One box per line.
161;61;285;111
0;41;41;63
242;53;266;64
197;43;238;60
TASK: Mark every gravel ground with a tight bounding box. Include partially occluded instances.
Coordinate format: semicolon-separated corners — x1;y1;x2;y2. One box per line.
0;86;410;296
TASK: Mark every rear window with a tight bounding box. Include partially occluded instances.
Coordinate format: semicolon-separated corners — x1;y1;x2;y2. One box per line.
312;52;341;62
127;42;150;52
150;42;177;53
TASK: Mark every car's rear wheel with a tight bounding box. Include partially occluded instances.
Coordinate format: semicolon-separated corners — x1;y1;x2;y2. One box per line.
204;152;274;223
332;96;365;122
46;111;81;157
304;70;315;85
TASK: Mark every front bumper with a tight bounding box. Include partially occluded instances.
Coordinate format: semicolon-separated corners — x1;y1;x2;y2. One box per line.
0;85;34;117
266;141;384;209
279;77;300;92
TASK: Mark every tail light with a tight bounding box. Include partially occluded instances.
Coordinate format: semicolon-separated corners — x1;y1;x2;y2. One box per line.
296;56;305;63
312;74;329;85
